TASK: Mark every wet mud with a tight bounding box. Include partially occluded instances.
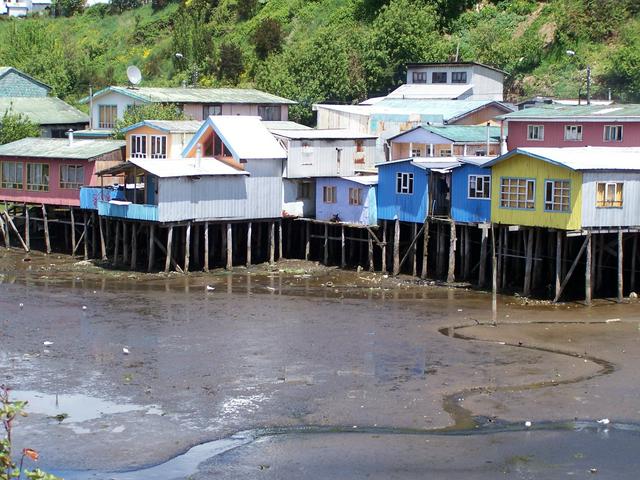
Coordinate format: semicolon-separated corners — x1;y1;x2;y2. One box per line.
1;249;640;478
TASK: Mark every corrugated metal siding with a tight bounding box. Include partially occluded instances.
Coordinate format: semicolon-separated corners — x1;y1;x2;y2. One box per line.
315;178;376;225
98;201;159;221
285;139;377;178
377;162;428;223
80;187;122;210
244;158;283;219
451;164;492;223
316;108;369;132
157;176;247;222
581;172;640;227
490;153;582;230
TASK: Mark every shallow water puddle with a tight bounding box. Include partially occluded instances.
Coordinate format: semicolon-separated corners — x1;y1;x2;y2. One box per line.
13;390;162;423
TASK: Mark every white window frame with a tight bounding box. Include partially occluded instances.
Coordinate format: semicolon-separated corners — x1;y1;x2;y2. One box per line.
527;124;544;141
410;147;422;158
1;161;23;189
412;72;427;84
323;186;337;204
258;105;282;121
348;187;362;206
98;104;117;129
564;125;583;141
130;134;147;159
59;164;84;189
150;135;167;159
431;72;447;84
451;71;467;84
396;172;414;195
26;163;49;192
500;177;536;210
203;104;222;117
439;149;452;157
596;181;623;208
468;174;490;200
544;179;570;212
604;125;623;142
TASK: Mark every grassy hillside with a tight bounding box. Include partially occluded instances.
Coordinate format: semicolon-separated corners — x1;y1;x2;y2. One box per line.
0;0;638;123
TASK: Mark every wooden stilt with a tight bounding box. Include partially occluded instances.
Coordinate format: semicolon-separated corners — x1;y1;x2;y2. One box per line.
184;222;191;272
165;226;173;273
98;216;106;260
42;203;51;258
618;228;624;302
83;212;88;260
156;233;182;274
491;224;497;295
532;228;543;289
368;231;374;272
226;222;233;270
123;222;129;265
382;220;387;273
148;224;155;272
478;226;488;287
220;224;227;263
447;221;456;283
305;222;310;261
631;234;637;293
554;234;589;302
411;223;418;277
523;229;534;296
496;226;503;289
91;212;97;259
278;220;283;261
421;219;429;280
246;222;252;267
323;224;328;265
393;218;400;276
463;225;471;280
596;233;604;290
130;223;137;270
555;230;562;301
114;221;121;265
203;222;209;272
193;224;200;268
0;214;8;248
70;208;76;255
341;225;346;268
435;223;442;277
24;204;30;251
585;231;592;305
3;211;28;252
269;222;275;265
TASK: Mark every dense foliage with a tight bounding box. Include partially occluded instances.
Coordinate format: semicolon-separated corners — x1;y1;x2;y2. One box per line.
0;0;638;123
0;112;41;145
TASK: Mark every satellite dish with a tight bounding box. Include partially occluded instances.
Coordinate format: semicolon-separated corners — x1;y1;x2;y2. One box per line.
126;65;142;86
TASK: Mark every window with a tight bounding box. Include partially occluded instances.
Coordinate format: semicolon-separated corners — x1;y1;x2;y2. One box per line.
564;125;583;141
432;72;447;84
410;147;422;158
151;135;167;159
203;104;222;117
604;125;623;142
349;187;362;206
98;105;117;129
412;72;427;84
527;125;544;141
544;180;570;212
468;175;490;199
258;105;282;121
500;178;535;209
1;161;23;189
323;186;337;204
26;163;49;192
130;135;147;159
396;172;414;194
60;164;84;189
451;72;467;84
355;140;364;152
439;149;452;157
596;182;623;208
297;182;311;200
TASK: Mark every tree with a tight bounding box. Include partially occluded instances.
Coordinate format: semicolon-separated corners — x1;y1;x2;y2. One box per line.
252;18;283;60
218;43;244;84
53;0;85;16
109;0;141;14
235;0;257;20
172;6;214;81
0;111;40;145
112;104;187;140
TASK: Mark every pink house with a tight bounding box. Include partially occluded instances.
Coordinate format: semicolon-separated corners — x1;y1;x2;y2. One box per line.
501;104;640;150
0;137;125;207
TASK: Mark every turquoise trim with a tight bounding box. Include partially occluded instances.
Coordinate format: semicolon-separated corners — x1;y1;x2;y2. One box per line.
120;120;172;134
181;117;241;161
80;86;152;105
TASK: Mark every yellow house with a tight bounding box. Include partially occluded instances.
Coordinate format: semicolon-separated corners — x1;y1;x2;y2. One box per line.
121;120;202;161
487;148;583;230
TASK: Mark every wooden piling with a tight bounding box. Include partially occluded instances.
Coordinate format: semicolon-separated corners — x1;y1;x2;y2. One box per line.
305;222;310;261
393;218;400;276
323;224;328;265
42;203;51;255
278;220;283;261
130;223;137;270
114;221;121;265
246;222;252;267
421;219;429;280
341;225;346;268
523;228;534;297
193;224;200;268
226;222;233;270
491;224;497;295
203;222;209;272
381;220;387;273
0;214;8;248
478;226;488;287
463;225;471;280
148;224;155;272
3;211;28;252
447;221;456;283
555;230;562;301
70;208;76;255
411;222;418;277
165;226;173;273
269;222;275;265
533;228;543;289
631;233;637;293
618;228;623;302
184;222;191;272
83;212;88;260
91;212;97;259
24;204;30;251
98;216;106;260
585;231;592;305
123;222;129;265
368;231;374;272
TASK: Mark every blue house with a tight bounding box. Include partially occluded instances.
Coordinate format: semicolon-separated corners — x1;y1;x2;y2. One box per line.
376;158;460;223
315;176;378;225
450;157;493;224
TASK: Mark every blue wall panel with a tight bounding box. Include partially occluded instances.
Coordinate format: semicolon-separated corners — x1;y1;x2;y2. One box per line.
450;164;491;223
376;162;428;223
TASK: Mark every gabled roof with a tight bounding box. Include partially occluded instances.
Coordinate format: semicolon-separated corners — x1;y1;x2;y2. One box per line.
376;157;461;172
83;86;296;105
405;62;508;76
0;138;124;160
341;175;378;186
485;147;640;171
388;124;501;143
0;97;88;125
271;129;376;140
183;115;287;160
120;120;203;134
0;67;52;94
499;104;640;121
387;84;473;100
371;99;513;123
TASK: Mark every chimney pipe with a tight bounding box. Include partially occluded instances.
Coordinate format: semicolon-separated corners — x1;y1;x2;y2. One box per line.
67;129;74;146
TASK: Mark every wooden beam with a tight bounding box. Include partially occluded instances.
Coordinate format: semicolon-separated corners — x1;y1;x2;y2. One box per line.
368;231;374;272
478;226;488;287
323;224;328;265
399;222;426;271
0;214;8;249
421;219;430;280
83;212;88;260
203;222;209;272
91;212;97;259
523;228;534;296
165;226;173;273
148;224;155;272
72;229;86;256
304;222;310;261
447;221;456;283
24;204;30;251
130;223;137;270
341;225;346;268
226;222;233;270
278;220;283;261
463;225;471;280
555;230;562;300
3;211;28;252
123;222;129;264
491;224;497;295
381;221;387;273
98;216;106;260
631;233;638;293
246;222;252;267
585;231;592;305
554;234;589;302
618;228;624;303
269;222;275;265
184;222;191;272
393;219;400;276
411;223;418;277
193;224;200;268
114;221;121;265
70;208;76;255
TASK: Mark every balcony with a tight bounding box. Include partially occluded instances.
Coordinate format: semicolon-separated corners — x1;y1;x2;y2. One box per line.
97;200;158;222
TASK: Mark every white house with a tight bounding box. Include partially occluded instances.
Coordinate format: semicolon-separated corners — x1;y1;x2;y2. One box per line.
0;0;50;16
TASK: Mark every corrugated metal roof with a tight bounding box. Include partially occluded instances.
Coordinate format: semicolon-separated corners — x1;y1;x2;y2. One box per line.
207;116;287;160
425;125;501;142
312;104;372;116
500;104;640;121
0;137;124;159
129;157;249;178
0;97;88;125
405;61;508;75
458;156;496;167
341;175;378;185
271;129;376;140
262;120;312;130
377;157;461;171
372;99;512;122
121;120;202;134
73;129;115;138
486;147;640;171
86;86;296;105
387;84;473;100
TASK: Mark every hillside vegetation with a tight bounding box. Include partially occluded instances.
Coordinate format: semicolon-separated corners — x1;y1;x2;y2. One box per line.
0;0;638;123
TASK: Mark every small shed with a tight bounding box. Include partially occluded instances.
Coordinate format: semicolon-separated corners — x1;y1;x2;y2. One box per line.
450;157;494;224
315;176;378;225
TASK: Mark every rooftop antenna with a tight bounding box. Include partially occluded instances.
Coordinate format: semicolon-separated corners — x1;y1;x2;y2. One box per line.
126;65;142;89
